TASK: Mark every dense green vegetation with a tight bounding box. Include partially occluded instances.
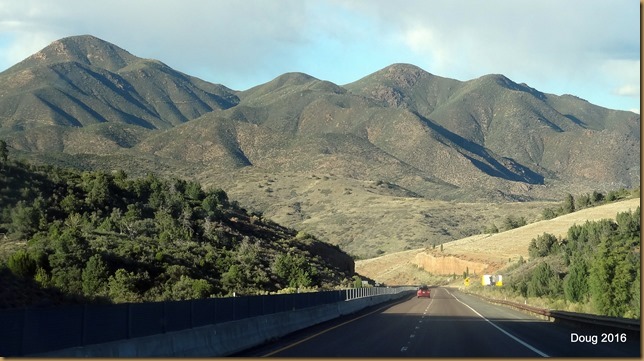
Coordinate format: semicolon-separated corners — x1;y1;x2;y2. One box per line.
0;159;355;308
506;207;640;318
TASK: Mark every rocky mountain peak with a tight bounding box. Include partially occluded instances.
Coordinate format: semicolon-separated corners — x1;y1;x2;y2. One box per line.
17;35;138;72
380;63;430;89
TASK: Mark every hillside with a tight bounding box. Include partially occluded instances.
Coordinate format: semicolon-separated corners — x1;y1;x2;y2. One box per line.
356;197;641;285
0;35;639;260
0;160;355;309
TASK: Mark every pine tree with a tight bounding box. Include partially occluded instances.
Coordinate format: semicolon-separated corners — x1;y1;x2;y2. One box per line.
0;139;8;163
82;254;109;297
528;262;556;297
563;257;588;302
563;194;575;213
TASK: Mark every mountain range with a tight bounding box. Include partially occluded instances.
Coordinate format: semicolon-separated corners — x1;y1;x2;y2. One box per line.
0;35;639;257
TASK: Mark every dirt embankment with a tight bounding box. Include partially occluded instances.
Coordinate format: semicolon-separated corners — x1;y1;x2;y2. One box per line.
411;252;490;275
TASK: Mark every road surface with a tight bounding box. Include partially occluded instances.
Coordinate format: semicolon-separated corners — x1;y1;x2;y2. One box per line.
236;287;640;357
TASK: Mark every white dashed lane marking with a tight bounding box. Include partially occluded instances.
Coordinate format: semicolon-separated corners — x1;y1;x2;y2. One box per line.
401;296;434;353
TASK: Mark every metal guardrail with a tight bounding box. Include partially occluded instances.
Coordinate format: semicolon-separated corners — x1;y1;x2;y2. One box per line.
0;286;414;356
344;286;415;301
468;292;640;332
549;310;640;332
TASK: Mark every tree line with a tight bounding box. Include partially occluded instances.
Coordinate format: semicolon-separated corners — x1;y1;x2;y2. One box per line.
509;207;640;318
483;188;639;234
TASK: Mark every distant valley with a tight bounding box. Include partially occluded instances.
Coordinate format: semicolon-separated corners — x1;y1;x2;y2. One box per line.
0;35;639;258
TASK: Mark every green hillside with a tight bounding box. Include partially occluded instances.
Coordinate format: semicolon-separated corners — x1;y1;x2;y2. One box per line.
0;158;355;309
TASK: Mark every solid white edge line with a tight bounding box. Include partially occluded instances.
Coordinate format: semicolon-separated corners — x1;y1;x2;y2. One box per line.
445;289;550;358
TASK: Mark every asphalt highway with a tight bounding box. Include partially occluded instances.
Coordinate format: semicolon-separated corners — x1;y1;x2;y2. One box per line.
236;287;640;357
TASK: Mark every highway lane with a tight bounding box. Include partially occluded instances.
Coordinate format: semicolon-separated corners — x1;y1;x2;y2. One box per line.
236;287;640;357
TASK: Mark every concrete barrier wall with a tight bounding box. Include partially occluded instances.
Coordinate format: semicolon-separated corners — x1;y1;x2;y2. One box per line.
32;291;412;357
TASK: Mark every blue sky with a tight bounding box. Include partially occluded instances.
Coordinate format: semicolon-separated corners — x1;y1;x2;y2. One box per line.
0;0;639;113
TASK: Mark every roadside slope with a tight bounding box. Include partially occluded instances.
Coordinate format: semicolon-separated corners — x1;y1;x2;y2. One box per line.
357;197;640;285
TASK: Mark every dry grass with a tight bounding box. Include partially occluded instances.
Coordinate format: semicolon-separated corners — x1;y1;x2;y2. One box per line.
203;168;555;259
441;197;641;264
357;198;640;285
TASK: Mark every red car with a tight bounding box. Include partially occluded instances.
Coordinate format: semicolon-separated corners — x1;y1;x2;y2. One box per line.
417;286;430;298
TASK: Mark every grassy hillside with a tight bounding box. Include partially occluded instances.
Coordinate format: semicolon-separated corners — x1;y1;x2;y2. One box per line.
201;169;556;259
357;196;640;285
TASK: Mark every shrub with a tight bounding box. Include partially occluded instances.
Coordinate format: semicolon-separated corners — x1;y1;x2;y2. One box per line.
7;250;37;278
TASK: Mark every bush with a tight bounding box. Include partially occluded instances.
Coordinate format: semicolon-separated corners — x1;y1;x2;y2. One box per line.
7;250;37;278
527;262;558;297
166;275;213;300
502;215;527;231
528;233;559;258
272;253;313;288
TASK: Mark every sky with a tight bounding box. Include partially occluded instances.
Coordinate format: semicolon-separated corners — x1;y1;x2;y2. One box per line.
0;0;640;113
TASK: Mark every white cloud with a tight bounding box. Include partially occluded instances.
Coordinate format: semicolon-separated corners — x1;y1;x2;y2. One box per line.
615;85;640;97
601;59;641;100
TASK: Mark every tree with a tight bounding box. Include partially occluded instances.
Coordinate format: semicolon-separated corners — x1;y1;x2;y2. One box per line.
563;257;588;302
9;201;41;239
591;191;604;204
82;254;109;297
221;264;243;294
527;262;557;297
563;194;575;213
51;266;83;294
85;172;112;209
627;267;640;319
528;233;559;258
221;239;270;294
272;253;313;288
575;193;591;210
108;268;143;303
616;208;640;240
0;139;8;163
542;207;558;220
7;250;37;278
502;215;527;231
166;275;213;300
60;192;83;214
34;267;52;287
589;237;638;317
185;181;205;201
352;275;363;288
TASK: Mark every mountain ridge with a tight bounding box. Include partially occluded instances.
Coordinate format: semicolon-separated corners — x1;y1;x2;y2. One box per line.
0;35;639;257
1;35;638;193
